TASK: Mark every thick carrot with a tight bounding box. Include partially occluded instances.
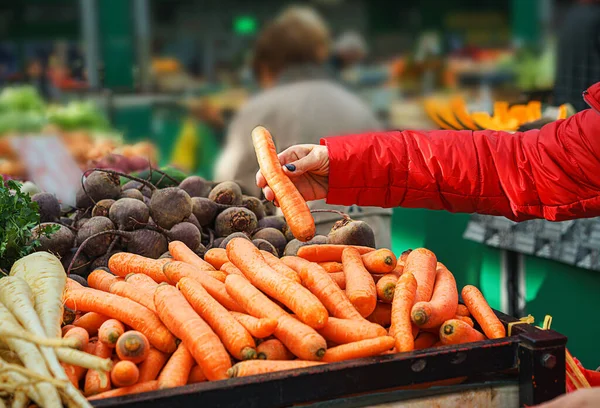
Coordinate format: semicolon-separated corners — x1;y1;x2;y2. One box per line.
297;244;375;262
73;312;110;336
329;272;346;289
252;126;315;241
376;274;398;303
440;319;486;345
116;331;150;364
261;250;301;283
390;272;418;352
109;280;156;312
64;287;177;353
187;365;207;384
461;285;506;339
169;241;219;273
404;249;437;304
63;326;89;351
220;262;247;278
411;264;458;329
61;324;75;336
88;380;159;400
230;312;278;338
456;304;470;317
414;332;438;350
204;248;229;270
318;262;343;273
225;274;327;361
317;317;387;344
282;256;364;321
137;348;169;383
178;277;257;360
84;341;112;396
342;248;377;318
163;261;244;312
322;336;395;362
362;249;397;274
454;315;474;327
154;284;231;380
227;238;328;329
228;360;324;378
98;319;125;348
257;339;295;360
125;273;159;292
108;253;171;283
391;261;404;276
111;361;139;387
157;342;195;389
87;269;123;292
367;303;392;327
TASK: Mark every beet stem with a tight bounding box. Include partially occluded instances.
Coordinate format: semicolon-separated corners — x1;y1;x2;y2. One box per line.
67;230;130;275
86;168;157;191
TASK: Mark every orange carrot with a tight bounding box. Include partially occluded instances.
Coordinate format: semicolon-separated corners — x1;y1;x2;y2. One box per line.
116;331;150;364
154;284;231;380
440;319;486;345
109;280;156;312
454;315;474;327
84;341;112;396
227;238;329;329
108;253;171;283
169;241;219;274
400;249;412;263
257;339;295;360
225;274;327;361
461;285;506;339
318;317;387;344
125;273;159;291
137;347;169;383
63;326;89;350
318;262;343;272
376;274;398;303
261;250;301;283
297;244;375;262
411;264;458;329
391;261;404;276
163;261;244;312
111;361;139;387
362;249;397;274
87;269;123;292
342;248;377;318
456;304;470;317
204;248;229;270
178;277;257;360
73;312;110;336
63;340;96;388
64;287;177;353
187;365;207;384
61;324;75;337
157;342;195;389
404;248;437;304
228;360;324;378
390;272;418;352
98;319;125;348
367;303;392;327
329;272;346;289
252;126;315;241
322;336;395;362
220;262;247;278
62;362;81;389
230;312;278;338
414;332;438;350
88;381;159;400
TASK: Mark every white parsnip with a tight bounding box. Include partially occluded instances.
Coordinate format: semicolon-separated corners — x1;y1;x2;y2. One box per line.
11;391;28;408
56;347;113;372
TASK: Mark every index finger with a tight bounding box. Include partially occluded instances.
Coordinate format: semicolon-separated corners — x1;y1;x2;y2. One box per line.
256;170;267;189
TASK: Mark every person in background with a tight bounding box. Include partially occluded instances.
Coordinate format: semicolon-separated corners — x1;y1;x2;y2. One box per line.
330;31;368;74
214;6;391;248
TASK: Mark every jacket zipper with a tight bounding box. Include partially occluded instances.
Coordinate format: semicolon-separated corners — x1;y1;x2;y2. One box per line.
583;90;600;114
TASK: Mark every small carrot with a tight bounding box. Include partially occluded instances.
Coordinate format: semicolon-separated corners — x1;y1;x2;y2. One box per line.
414;332;438;350
162;261;244;312
138;347;169;383
390;272;418;352
178;277;257;360
61;324;75;337
297;244;375;262
109;280;156;312
73;312;110;336
116;331;150;364
84;341;112;396
225;274;327;361
411;264;458;329
404;248;437;304
87;269;122;292
88;380;159;400
187;365;207;384
376;274;398;303
108;253;171;283
257;339;295;360
63;340;96;388
261;250;301;283
454;315;474;327
456;304;470;317
461;285;506;339
154;284;232;381
391;261;404;276
169;241;219;274
329;272;346;289
342;248;377;318
440;319;486;345
318;317;387;344
367;303;392;327
63;326;89;351
204;248;229;270
157;342;195;389
227;238;329;329
281;256;364;321
98;319;125;348
322;336;395;362
318;262;343;273
230;312;278;338
228;360;324;378
220;262;247;278
362;249;397;274
111;361;139;388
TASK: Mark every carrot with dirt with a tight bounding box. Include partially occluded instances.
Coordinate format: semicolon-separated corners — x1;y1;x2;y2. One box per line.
169;241;218;273
187;365;207;384
204;248;229;270
317;317;387;344
138;348;169;383
163;261;244;312
297;244;375;262
108;253;171;283
178;277;257;360
154;284;231;381
454;315;474;327
84;341;112;396
88;381;159;400
109;280;156;312
281;256;364;321
73;312;110;336
342;248;377;317
414;332;438;350
157;342;195;389
116;331;150;363
87;269;123;292
390;272;418;352
261;250;301;283
318;262;343;272
63;327;89;351
440;319;486;345
322;336;395;362
225;274;327;361
456;304;470;317
227;238;328;329
367;303;392;327
257;339;295;360
404;248;437;304
111;361;139;387
376;274;398;303
228;360;324;378
230;312;278;338
220;262;247;278
411;264;458;329
362;249;397;274
252;125;315;241
329;271;346;289
461;285;506;339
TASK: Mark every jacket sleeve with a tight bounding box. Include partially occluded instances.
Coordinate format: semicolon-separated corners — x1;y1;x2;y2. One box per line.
321;108;600;222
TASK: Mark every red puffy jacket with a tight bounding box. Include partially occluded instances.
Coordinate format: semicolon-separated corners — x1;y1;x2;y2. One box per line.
321;82;600;222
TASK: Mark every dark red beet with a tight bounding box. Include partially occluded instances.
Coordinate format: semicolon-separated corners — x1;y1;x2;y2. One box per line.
213;237;225;248
83;171;121;202
257;216;287;232
328;219;376;248
215;207;258;237
69;274;88;287
92;199;116;218
120;189;144;201
191;197;229;227
179;176;211;198
167;222;202;252
75;216;116;257
61;249;91;277
252;239;278;256
33;223;75;258
219;232;250;249
150;187;192;229
208;181;243;205
283;235;328;256
109;198;150;231
242;196;266;220
252;228;287;256
32;192;61;223
126;229;168;259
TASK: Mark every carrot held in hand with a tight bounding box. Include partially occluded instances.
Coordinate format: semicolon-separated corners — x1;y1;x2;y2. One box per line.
440;319;486;345
322;336;395;362
228;360;324;378
461;285;506;339
261;250;301;283
362;249;397;274
257;339;295;360
204;248;229;270
158;342;195;389
230;312;278;338
252;126;315;241
169;241;218;272
298;245;375;262
318;317;387;344
138;348;169;383
376;273;398;303
111;361;139;388
88;269;123;292
411;264;458;329
342;248;377;317
390;272;418;352
98;319;125;348
88;381;159;400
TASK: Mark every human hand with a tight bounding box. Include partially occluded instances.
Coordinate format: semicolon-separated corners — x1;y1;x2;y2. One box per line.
256;144;329;203
534;388;600;408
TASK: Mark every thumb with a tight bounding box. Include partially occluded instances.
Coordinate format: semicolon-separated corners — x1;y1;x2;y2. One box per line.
282;152;319;177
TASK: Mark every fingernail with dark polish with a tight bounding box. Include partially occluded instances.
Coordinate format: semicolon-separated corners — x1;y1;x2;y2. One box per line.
285;164;296;172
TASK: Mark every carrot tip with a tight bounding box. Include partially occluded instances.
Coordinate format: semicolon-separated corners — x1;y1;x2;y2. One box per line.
442;324;454;335
412;309;429;327
316;348;326;359
257;353;267;360
242;347;258;361
384;256;393;265
227;367;237;378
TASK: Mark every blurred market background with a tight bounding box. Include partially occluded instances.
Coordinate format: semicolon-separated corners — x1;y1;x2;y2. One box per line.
1;0;599;365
